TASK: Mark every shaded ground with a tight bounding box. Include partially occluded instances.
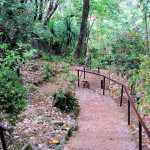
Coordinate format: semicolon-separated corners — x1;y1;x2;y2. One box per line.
63;89;138;150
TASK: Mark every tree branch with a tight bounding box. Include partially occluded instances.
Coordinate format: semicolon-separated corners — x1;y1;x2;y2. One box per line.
44;0;60;25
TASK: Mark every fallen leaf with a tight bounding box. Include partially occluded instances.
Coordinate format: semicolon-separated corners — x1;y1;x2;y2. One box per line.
127;125;134;129
77;116;82;119
63;124;66;127
52;140;59;144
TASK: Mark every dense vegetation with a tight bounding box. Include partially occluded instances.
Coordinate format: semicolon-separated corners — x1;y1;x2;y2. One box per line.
0;0;149;124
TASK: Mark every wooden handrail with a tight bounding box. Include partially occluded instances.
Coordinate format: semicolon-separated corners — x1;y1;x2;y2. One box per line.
76;69;150;139
79;55;91;79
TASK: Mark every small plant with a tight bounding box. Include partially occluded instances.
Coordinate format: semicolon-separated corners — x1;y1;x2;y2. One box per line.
76;57;86;65
40;52;52;61
42;63;57;79
52;88;78;112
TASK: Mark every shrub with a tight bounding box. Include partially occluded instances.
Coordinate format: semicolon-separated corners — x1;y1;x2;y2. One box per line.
76;57;86;65
52;88;78;112
42;63;57;80
0;0;33;52
0;65;27;124
135;55;150;113
111;31;147;76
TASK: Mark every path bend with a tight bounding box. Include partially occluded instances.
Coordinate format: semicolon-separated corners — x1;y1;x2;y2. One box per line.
63;88;137;150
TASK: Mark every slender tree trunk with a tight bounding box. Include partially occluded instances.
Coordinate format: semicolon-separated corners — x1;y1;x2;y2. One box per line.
74;0;90;58
34;0;38;21
39;0;43;20
44;0;59;25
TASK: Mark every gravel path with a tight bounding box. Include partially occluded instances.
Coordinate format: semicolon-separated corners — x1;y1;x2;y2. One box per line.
63;88;138;150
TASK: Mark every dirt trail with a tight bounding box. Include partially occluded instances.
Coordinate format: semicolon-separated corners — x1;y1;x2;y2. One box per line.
63;88;138;150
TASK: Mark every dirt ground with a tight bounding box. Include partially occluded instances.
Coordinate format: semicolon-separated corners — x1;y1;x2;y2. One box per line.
39;66;148;150
63;88;138;150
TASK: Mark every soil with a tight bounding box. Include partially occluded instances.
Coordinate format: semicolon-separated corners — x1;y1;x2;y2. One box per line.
64;89;138;150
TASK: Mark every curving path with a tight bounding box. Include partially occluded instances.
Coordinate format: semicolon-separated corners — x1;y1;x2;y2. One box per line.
63;88;138;150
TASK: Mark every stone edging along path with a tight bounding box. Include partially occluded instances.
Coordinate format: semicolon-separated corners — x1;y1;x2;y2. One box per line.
63;89;138;150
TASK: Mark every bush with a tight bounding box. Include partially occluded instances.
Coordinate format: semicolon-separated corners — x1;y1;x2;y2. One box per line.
40;52;52;61
42;63;57;80
111;31;147;76
76;57;86;65
0;65;27;124
0;0;33;52
52;88;78;112
135;55;150;113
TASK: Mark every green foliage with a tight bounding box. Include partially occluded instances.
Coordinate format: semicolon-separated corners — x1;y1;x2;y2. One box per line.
34;16;79;56
0;47;35;124
62;64;70;73
40;52;52;61
0;0;33;50
42;63;57;80
62;16;79;54
90;54;112;69
56;64;78;89
0;65;27;124
134;55;150;113
52;87;78;111
1;45;36;75
64;55;74;63
50;55;64;62
76;57;86;65
89;47;99;59
111;31;147;76
91;0;120;19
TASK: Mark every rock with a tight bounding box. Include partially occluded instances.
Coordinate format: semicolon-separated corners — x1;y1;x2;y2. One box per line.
66;120;75;126
51;120;64;126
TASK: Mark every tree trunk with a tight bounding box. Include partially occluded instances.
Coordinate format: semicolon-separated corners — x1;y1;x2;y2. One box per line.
34;0;38;21
39;0;43;20
74;0;90;59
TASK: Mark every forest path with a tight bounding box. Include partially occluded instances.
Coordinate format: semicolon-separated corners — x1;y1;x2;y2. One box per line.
38;66;138;150
63;88;138;150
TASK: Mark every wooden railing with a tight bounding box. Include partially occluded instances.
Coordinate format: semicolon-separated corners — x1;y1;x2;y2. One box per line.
0;124;7;150
76;57;150;150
